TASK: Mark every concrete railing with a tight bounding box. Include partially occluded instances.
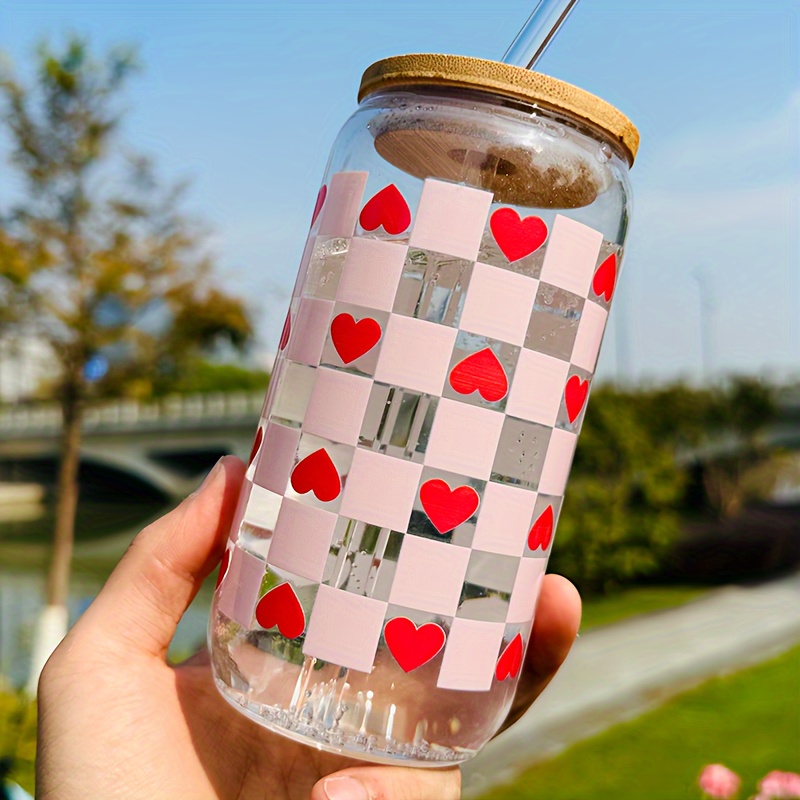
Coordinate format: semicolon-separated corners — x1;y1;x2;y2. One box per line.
0;391;264;438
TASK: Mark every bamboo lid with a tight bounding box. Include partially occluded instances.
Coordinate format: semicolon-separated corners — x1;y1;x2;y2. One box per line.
358;54;639;208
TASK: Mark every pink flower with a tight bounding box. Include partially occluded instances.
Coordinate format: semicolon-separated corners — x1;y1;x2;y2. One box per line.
699;764;741;799
756;771;800;799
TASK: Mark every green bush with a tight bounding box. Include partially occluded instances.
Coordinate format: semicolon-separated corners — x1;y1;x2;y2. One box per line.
0;688;36;795
550;387;686;594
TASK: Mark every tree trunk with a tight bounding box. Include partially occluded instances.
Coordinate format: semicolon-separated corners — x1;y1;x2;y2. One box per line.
47;387;83;606
27;381;84;694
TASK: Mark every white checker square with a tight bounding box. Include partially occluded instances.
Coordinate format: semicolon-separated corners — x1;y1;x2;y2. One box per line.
507;558;547;623
286;298;334;367
374;315;457;396
539;215;603;297
269;499;337;582
304;368;372;446
409;179;494;261
340;448;423;531
507;349;571;426
253;422;300;495
389;535;470;616
425;399;504;480
471;482;537;557
538;428;578;496
303;585;387;672
437;618;505;691
243;483;283;530
317;171;368;238
572;300;608;372
228;480;252;542
459;262;539;346
270;362;316;425
336;237;407;312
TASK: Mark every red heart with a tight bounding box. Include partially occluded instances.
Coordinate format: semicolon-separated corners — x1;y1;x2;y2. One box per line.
528;505;554;551
592;253;617;302
495;633;524;681
449;348;508;402
330;313;382;364
215;548;231;590
291;448;341;502
420;479;480;534
359;184;411;235
279;310;291;351
384;617;446;673
248;426;264;466
255;583;305;639
310;184;327;227
490;208;548;262
565;375;590;423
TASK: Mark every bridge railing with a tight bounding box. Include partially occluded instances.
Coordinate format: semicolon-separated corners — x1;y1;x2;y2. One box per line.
0;391;265;437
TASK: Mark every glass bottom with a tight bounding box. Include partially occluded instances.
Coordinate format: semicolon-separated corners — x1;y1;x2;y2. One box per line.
214;677;474;766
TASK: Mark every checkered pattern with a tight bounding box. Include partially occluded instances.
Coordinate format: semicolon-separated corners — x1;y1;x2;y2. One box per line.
217;172;622;691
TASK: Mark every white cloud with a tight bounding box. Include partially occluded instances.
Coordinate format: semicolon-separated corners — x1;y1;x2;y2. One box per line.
650;90;799;176
618;92;800;381
635;179;797;242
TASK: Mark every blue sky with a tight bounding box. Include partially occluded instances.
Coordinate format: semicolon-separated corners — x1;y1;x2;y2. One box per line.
2;0;798;385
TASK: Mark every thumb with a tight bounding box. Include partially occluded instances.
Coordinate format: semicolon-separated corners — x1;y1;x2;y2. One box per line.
75;455;245;659
310;766;461;800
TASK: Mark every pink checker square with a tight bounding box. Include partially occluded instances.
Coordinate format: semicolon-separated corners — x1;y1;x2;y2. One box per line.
304;368;372;446
472;482;537;557
507;558;547;623
374;315;457;396
538;428;578;496
507;349;571;426
336;238;407;312
303;585;387;672
437;618;505;691
389;535;470;616
217;545;265;627
540;215;603;297
459;262;539;346
317;171;368;237
572;301;608;372
287;298;334;367
340;448;423;531
268;499;337;582
425;399;504;480
409;179;494;261
253;422;300;494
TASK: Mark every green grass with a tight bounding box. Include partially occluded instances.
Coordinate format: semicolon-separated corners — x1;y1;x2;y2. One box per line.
579;584;708;632
480;645;800;800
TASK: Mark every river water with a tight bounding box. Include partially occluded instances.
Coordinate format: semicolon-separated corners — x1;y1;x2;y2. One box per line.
0;499;214;687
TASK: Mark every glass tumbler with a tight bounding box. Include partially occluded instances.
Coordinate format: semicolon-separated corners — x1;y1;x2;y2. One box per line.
209;54;638;766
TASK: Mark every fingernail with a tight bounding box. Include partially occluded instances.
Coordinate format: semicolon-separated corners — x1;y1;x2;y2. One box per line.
324;776;370;800
193;458;224;496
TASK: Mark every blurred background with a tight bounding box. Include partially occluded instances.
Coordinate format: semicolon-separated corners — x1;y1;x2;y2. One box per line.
0;1;797;797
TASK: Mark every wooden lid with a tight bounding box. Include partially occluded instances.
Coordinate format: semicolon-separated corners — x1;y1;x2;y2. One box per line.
359;53;638;165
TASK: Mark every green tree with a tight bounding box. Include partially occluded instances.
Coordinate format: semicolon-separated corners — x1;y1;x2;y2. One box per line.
550;388;686;594
698;378;779;518
0;37;252;689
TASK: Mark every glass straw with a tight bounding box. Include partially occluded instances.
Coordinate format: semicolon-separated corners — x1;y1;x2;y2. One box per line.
502;0;581;70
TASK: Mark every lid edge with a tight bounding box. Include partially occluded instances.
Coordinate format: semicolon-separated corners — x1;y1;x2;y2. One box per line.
359;54;639;165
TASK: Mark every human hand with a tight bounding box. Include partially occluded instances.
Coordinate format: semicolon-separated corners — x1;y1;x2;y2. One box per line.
36;456;581;800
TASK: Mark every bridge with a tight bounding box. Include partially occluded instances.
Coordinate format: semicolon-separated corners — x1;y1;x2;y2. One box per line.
0;392;263;500
1;386;799;503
